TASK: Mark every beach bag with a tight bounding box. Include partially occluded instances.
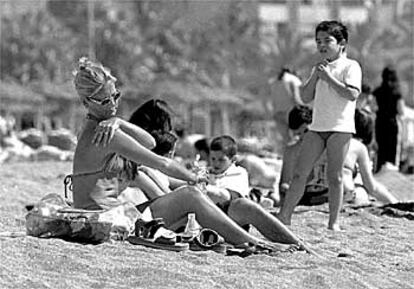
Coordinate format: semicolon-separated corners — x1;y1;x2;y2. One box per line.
25;193;140;244
299;184;329;206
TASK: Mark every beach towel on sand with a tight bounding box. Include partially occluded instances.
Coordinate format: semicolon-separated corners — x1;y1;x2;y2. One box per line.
26;194;140;244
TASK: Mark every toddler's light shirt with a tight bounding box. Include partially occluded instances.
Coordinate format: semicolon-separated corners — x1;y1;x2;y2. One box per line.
210;163;250;198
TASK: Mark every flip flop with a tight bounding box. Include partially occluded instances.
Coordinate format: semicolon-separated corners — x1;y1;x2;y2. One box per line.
226;243;271;258
227;241;303;258
189;228;227;254
128;218;189;252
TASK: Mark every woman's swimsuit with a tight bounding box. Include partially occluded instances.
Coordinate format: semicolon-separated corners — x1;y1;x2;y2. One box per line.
71;153;139;210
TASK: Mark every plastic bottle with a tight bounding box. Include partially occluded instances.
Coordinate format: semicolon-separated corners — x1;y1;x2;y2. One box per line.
193;154;208;193
183;213;201;240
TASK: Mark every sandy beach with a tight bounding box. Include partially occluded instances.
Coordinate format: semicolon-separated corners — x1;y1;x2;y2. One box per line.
0;161;413;289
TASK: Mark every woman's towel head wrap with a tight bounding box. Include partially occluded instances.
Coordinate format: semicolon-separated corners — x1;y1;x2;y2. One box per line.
73;57;117;102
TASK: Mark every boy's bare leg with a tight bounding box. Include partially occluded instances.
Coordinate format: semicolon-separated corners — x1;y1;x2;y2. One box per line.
149;186;262;245
326;133;351;231
277;131;325;225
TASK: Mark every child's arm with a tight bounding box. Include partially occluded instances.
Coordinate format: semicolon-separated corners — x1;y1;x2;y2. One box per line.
301;68;319;103
205;185;231;204
316;60;360;101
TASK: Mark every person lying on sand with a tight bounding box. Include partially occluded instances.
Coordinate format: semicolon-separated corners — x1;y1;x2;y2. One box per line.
71;58;310;253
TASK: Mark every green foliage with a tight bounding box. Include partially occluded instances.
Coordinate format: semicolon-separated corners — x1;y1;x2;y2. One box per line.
1;7;77;83
349;1;414;103
1;0;412;107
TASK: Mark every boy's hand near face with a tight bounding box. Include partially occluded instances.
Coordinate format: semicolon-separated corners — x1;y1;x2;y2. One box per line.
315;59;331;82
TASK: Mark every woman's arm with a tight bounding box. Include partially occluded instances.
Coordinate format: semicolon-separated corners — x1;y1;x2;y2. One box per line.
92;117;156;149
356;142;398;204
118;118;156;149
300;68;318;103
108;130;204;184
130;171;167;199
168;177;188;189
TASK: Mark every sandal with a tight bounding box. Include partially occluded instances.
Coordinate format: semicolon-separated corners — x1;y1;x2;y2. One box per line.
226;242;271;258
227;241;301;258
128;218;189;252
189;228;227;254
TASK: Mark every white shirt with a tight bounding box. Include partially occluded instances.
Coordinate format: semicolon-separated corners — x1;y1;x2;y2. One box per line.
310;55;362;133
272;72;303;112
282;72;304;106
210;163;250;198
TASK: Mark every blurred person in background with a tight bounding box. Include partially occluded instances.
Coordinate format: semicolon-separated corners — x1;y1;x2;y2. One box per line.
270;66;303;153
343;108;398;205
373;65;406;172
357;83;377;114
278;105;329;208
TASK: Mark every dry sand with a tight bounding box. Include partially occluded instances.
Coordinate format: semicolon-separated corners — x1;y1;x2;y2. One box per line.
0;161;413;289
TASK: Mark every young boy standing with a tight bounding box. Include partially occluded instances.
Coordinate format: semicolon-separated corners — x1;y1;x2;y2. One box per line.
278;20;362;230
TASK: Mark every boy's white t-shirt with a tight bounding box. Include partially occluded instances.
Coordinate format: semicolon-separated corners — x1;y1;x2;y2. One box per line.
210;163;250;198
310;55;362;133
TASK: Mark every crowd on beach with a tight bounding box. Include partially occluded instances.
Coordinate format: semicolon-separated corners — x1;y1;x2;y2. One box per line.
3;20;413;255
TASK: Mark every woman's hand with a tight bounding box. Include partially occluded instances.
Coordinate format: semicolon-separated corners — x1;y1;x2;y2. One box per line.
188;169;209;185
92;117;121;146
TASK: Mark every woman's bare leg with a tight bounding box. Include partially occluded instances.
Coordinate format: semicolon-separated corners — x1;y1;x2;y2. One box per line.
277;131;326;225
228;198;302;245
326;133;351;231
149;186;263;245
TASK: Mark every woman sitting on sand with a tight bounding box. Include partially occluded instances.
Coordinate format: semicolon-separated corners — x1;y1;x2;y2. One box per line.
71;57;307;251
128;101;304;241
343;109;398;205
